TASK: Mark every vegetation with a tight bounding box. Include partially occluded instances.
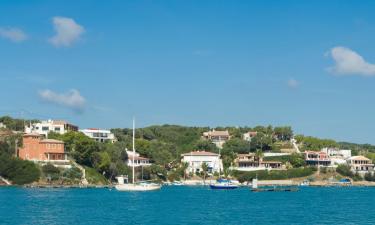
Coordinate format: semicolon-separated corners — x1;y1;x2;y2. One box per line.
0;153;40;185
0;116;39;132
295;135;338;151
234;167;317;183
336;165;363;181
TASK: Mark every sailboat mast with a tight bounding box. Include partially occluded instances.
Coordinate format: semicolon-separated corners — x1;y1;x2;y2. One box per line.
132;118;135;184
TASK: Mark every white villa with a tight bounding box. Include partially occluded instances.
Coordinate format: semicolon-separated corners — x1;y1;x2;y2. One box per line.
181;151;223;174
126;150;151;167
347;156;374;175
243;131;257;141
202;130;230;148
80;128;116;143
322;147;352;166
25;119;78;137
0;122;6;129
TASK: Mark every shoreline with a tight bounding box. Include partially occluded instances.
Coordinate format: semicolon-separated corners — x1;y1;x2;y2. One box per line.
1;180;375;189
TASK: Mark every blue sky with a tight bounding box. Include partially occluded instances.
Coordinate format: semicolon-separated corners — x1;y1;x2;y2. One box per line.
1;0;375;144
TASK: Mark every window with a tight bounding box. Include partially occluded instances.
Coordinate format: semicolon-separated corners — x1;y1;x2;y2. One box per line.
42;126;49;131
54;127;61;131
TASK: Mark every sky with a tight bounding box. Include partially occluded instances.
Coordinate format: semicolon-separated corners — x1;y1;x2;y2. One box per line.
0;0;375;144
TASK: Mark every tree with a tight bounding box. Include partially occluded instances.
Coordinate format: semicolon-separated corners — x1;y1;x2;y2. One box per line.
42;163;60;181
222;138;250;154
201;162;208;184
274;126;293;141
251;133;273;151
181;161;189;180
194;139;218;152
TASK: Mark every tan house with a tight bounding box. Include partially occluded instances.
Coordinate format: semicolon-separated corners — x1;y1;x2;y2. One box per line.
232;153;282;171
347;156;374;174
202;129;230;148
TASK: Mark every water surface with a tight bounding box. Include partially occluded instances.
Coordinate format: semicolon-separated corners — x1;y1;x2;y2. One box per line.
0;186;374;225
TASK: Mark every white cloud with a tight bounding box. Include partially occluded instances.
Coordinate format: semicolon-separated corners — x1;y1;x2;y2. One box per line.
327;46;375;76
38;89;86;112
287;78;299;89
48;17;85;47
0;27;27;42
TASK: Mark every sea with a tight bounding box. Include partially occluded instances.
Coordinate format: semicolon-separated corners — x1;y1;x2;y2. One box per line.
0;186;374;225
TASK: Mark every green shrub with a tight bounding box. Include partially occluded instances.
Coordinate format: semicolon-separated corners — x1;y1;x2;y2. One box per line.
62;167;82;180
234;167;316;183
336;165;353;177
0;155;40;185
42;164;60;181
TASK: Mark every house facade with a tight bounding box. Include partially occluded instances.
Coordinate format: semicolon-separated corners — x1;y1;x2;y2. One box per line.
321;147;352;166
181;151;223;174
347;156;374;175
18;133;70;168
25;119;78;137
126;150;151;167
232;153;282;171
80;128;116;143
243;131;258;142
202;130;230;148
304;151;331;166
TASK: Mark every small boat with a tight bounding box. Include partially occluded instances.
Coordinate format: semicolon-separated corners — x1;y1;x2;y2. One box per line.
115;177;161;191
115;119;161;192
300;179;310;186
251;178;299;192
209;179;239;190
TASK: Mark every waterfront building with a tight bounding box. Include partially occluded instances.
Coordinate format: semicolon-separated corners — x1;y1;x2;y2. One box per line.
80;128;116;143
304;151;331;166
232;153;282;171
181;151;223;174
322;147;352;166
347;156;374;175
126;150;151;167
18;133;70;168
25;119;78;137
243;131;258;141
202;130;230;148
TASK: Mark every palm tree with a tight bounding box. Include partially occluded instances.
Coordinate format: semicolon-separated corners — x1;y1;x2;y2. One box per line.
201;162;209;184
255;149;264;166
181;161;189;180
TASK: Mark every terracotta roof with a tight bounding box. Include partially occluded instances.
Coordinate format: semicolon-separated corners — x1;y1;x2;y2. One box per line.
181;151;219;156
130;156;149;161
24;133;41;137
261;161;282;164
349;156;371;161
204;130;230;137
40;139;64;144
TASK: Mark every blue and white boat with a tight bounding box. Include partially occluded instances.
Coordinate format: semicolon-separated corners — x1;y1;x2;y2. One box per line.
209;179;239;190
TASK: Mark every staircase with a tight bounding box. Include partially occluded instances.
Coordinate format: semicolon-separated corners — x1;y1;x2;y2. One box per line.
0;176;11;186
291;138;301;153
71;161;89;186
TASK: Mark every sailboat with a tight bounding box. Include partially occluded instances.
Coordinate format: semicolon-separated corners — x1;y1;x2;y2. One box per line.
115;119;161;191
209;136;239;190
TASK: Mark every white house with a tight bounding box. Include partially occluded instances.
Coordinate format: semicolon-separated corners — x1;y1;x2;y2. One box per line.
181;151;223;174
126;150;151;167
322;147;352;166
0;122;6;129
347;156;374;175
243;131;257;141
80;128;116;143
202;130;230;148
25;119;78;137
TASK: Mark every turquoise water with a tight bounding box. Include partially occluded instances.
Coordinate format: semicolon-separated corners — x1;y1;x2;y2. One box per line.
0;186;374;225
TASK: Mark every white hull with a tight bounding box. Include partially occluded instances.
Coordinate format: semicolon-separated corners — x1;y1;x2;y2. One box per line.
115;183;161;191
